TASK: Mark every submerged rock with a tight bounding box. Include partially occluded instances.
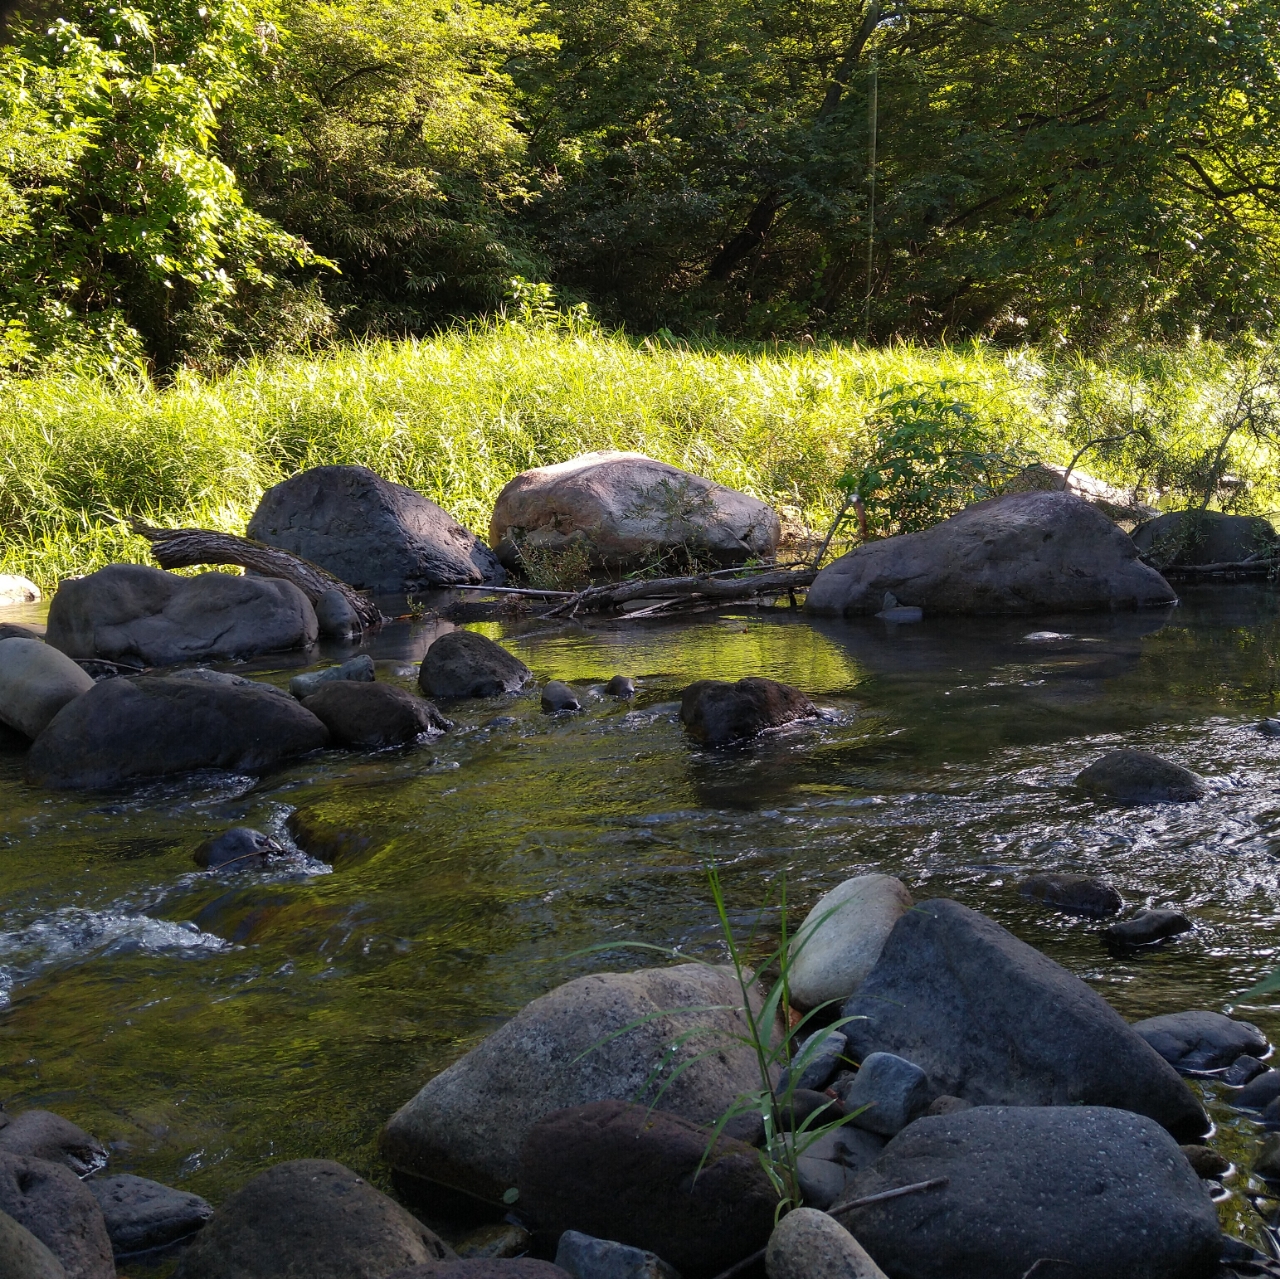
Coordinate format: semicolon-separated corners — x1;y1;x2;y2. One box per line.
192;828;282;871
1017;872;1122;917
765;1209;887;1279
806;491;1176;616
289;653;375;700
1105;910;1193;947
0;1112;106;1178
1075;749;1206;804
26;674;329;789
86;1175;212;1256
0;639;95;740
604;676;636;698
679;677;816;745
1131;509;1278;568
171;1160;451;1279
303;681;450;748
380;964;779;1201
841;899;1207;1140
248;464;505;591
0;1153;114;1279
1131;1011;1267;1074
418;631;532;699
833;1106;1221;1279
0;1209;65;1279
45;565;317;666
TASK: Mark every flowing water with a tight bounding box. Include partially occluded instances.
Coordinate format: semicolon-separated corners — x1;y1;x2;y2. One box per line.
4;585;1280;1263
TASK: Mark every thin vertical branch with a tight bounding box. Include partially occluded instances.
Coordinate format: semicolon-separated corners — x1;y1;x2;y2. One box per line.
864;55;878;344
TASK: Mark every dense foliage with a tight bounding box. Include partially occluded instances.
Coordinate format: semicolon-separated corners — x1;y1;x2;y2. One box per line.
6;0;1280;364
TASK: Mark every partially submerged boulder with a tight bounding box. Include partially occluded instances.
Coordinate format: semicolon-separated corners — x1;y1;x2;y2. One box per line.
248;465;504;591
0;639;94;740
1131;1011;1267;1074
833;1106;1221;1279
841;899;1208;1140
303;681;449;748
26;673;329;789
1017;872;1122;917
806;491;1176;616
86;1175;212;1257
679;678;817;746
1075;749;1206;804
46;565;317;666
192;827;282;871
490;452;780;571
418;631;531;699
1132;509;1278;569
380;964;780;1201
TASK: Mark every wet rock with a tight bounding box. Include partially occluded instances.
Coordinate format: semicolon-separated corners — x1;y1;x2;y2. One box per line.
46;565;317;666
519;1100;776;1276
841;899;1208;1140
289;653;375;700
1017;872;1123;917
1076;749;1206;804
248;464;504;591
381;964;780;1201
765;1208;887;1279
1235;1070;1280;1110
777;1029;849;1094
1262;717;1280;736
679;678;816;746
604;676;635;698
419;631;531;699
924;1095;972;1117
454;1224;532;1260
286;807;373;864
807;491;1176;617
0;1153;114;1279
0;1208;66;1279
0;624;41;642
26;673;329;789
1223;1055;1269;1086
541;682;582;713
303;681;450;748
836;1053;931;1137
1132;509;1279;568
0;1112;106;1177
834;1106;1221;1279
490;452;780;572
171;1159;451;1279
553;1231;679;1279
389;1264;570;1279
1105;909;1193;947
1256;1134;1280;1180
314;588;361;639
788;874;914;1010
193;827;282;871
1180;1145;1231;1179
0;576;39;606
1132;1011;1267;1074
0;639;95;740
86;1174;212;1255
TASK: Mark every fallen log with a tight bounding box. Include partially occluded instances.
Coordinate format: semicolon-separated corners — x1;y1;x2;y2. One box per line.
129;521;383;630
536;566;818;619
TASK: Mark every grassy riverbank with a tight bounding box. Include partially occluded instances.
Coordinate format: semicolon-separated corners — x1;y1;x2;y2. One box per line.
1;319;1276;592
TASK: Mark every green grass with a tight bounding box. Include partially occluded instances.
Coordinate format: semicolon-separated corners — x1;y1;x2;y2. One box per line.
0;317;1276;591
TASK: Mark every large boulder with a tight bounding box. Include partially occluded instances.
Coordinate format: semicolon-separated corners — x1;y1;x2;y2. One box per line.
248;465;504;591
303;681;450;748
0;640;95;739
679;678;817;746
518;1100;778;1278
489;452;780;572
381;964;780;1201
418;631;531;699
833;1106;1221;1279
806;491;1176;616
46;564;317;666
0;1154;113;1279
86;1174;212;1256
171;1160;451;1279
1132;509;1278;568
787;875;914;1010
0;1209;65;1279
841;899;1208;1140
26;672;329;789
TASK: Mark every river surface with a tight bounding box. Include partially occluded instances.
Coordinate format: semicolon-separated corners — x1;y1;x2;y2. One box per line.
4;585;1280;1263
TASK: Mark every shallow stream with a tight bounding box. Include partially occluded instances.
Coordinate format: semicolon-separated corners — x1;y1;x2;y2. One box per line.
4;585;1280;1261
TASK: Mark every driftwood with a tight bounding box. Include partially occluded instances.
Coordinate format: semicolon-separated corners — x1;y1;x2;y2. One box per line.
129;521;383;630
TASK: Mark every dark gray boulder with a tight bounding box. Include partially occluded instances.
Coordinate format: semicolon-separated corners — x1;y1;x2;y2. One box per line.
192;827;282;871
833;1106;1221;1279
1235;1069;1280;1110
389;1264;570;1279
1131;1011;1267;1074
0;1154;113;1279
0;1209;66;1279
26;673;329;789
518;1100;778;1277
1132;509;1278;568
1017;872;1122;916
604;676;635;698
303;681;450;748
541;681;582;712
679;678;817;746
289;653;375;700
171;1159;451;1279
1106;909;1192;946
0;639;95;740
0;1112;106;1177
841;899;1208;1140
836;1052;930;1137
807;491;1177;616
418;631;531;699
86;1174;212;1256
313;588;360;639
1076;749;1206;803
248;465;504;591
46;565;317;666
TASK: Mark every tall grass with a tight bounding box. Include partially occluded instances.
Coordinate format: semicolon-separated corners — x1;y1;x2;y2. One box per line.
0;318;1275;590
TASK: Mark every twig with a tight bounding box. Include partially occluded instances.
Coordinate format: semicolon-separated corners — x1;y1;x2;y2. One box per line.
442;584;576;597
1019;1261;1075;1279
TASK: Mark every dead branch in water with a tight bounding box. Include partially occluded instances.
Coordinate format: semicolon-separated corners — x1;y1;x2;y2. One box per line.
129;521;383;630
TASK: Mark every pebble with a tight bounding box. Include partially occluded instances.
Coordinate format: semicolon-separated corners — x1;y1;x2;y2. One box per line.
777;1090;845;1133
541;682;583;713
1179;1145;1230;1179
926;1095;973;1117
795;1157;850;1210
603;676;636;698
554;1231;680;1279
289;654;375;701
1104;910;1192;947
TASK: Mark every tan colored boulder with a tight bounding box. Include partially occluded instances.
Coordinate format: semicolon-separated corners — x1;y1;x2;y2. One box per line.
0;639;94;739
0;577;40;606
765;1209;887;1279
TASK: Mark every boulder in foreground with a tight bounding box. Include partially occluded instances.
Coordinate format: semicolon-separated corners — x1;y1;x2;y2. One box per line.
490;452;780;571
0;1153;113;1279
248;465;504;591
806;491;1176;616
46;565;317;666
419;630;531;699
841;898;1208;1140
833;1106;1221;1279
172;1160;450;1279
0;1209;65;1279
0;640;94;740
381;964;779;1201
680;678;816;745
26;673;329;789
765;1209;886;1279
1075;749;1206;803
